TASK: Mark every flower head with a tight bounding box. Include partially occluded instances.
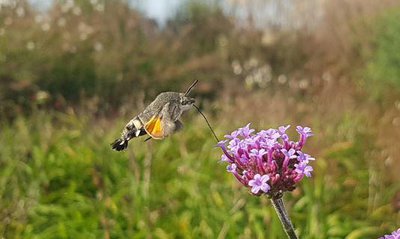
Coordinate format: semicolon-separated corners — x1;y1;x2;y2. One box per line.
218;124;315;197
379;228;400;239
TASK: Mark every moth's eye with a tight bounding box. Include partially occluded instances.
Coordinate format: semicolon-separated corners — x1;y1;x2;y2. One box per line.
181;98;194;105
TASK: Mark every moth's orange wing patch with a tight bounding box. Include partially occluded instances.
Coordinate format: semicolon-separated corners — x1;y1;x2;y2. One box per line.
144;116;164;139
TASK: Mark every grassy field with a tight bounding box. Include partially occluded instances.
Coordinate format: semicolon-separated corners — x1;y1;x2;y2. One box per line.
0;107;398;239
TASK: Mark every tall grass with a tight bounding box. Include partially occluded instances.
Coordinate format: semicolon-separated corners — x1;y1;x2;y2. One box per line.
0;109;398;238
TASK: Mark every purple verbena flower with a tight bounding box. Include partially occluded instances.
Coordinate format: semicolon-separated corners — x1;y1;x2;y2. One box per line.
282;148;297;159
295;161;313;177
379;228;400;239
227;163;237;173
238;123;255;137
218;124;315;197
296;126;313;148
278;125;290;134
278;125;290;141
296;126;313;137
297;151;315;163
259;129;280;141
248;174;270;194
221;154;230;162
250;148;267;158
224;129;240;140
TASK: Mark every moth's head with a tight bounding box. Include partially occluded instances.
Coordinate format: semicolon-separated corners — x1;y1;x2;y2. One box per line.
179;93;195;111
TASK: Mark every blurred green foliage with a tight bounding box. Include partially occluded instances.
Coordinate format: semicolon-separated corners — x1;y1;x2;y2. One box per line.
0;112;398;239
0;0;236;118
365;8;400;97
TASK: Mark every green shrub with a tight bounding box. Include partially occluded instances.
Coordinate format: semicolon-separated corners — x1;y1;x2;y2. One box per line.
365;8;400;96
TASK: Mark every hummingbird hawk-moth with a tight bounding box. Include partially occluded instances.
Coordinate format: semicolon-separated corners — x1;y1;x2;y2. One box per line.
111;81;198;151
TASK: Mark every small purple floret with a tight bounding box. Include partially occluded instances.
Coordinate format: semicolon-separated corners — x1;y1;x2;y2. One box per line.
379;228;400;239
296;126;314;148
227;163;237;173
218;124;315;197
297;151;315;163
296;126;313;137
295;161;313;177
278;125;291;134
248;174;270;194
278;125;290;141
282;149;297;159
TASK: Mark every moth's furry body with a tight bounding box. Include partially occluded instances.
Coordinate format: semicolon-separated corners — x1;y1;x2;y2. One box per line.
111;92;195;151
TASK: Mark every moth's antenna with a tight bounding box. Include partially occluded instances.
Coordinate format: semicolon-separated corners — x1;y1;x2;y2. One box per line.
184;80;198;96
193;104;220;143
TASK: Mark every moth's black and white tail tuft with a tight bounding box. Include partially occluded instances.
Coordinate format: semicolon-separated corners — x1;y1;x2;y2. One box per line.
111;117;148;151
111;138;129;151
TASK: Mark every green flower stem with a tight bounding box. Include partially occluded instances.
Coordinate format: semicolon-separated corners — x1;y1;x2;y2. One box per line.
270;197;298;239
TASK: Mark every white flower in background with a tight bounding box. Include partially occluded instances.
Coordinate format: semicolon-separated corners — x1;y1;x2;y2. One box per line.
231;60;242;75
58;18;66;27
94;42;103;52
61;0;74;13
16;7;25;17
41;23;50;31
73;6;81;15
95;4;104;12
35;15;43;23
26;41;35;50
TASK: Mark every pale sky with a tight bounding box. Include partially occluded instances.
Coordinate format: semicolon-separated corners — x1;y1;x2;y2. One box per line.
135;0;182;24
27;0;185;25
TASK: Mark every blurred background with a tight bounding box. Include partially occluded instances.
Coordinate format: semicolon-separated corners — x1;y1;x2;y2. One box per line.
1;0;400;238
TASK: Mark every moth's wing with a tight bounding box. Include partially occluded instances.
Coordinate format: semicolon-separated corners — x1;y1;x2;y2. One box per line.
144;110;165;139
144;102;181;139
